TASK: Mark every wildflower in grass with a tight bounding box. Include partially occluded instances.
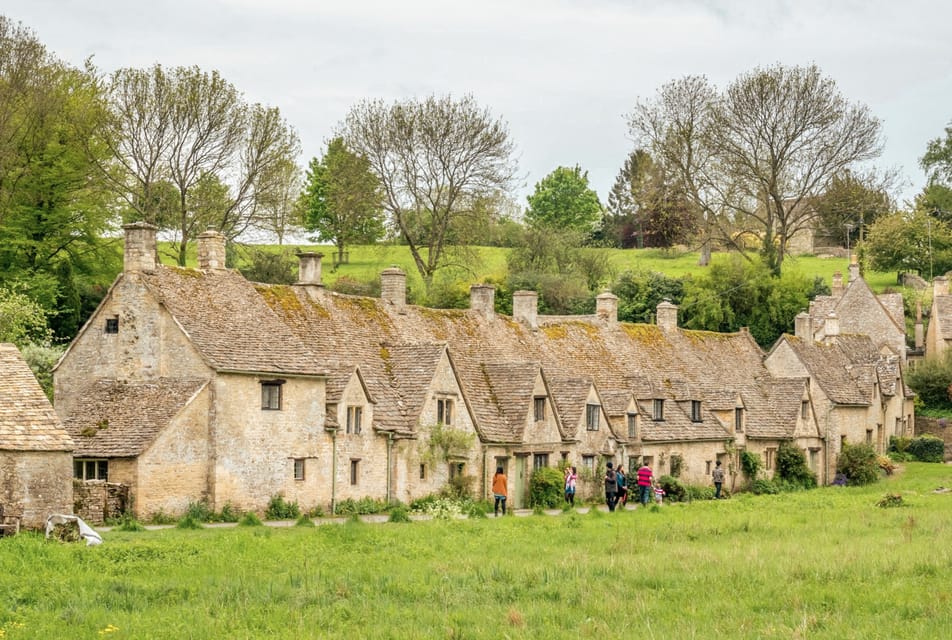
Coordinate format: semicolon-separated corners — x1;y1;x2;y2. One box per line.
98;624;120;635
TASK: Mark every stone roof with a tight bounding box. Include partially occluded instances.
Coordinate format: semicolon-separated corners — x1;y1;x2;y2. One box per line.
137;267;326;376
478;362;543;443
61;378;207;457
746;377;808;439
779;336;874;406
0;343;73;452
546;376;597;441
637;397;730;442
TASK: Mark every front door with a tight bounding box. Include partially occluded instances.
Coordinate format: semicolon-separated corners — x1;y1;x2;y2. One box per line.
513;456;526;509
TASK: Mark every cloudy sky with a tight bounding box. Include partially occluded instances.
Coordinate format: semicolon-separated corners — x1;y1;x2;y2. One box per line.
7;0;952;207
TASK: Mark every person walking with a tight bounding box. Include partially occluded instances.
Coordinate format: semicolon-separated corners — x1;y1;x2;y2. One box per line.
636;462;654;507
712;460;725;499
492;466;508;516
604;462;618;512
653;479;665;505
615;465;628;507
564;466;578;506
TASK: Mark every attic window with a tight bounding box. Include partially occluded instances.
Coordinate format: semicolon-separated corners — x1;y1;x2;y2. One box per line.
627;413;637;438
801;401;809;420
691;400;702;422
652;399;664;421
105;318;119;334
585;404;600;431
261;380;285;410
735;408;744;432
534;397;546;422
347;406;363;434
437;398;454;425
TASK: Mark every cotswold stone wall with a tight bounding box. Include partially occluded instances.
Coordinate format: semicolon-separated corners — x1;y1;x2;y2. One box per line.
0;451;72;530
73;480;129;525
914;416;952;461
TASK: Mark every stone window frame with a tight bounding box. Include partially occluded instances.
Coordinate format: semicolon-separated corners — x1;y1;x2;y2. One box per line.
690;400;702;423
293;458;305;481
346;405;363;434
261;380;285;410
652;399;664;421
627;413;637;438
419;463;426;480
533;452;550;470
74;458;108;481
533;396;546;422
104;317;119;334
801;401;809;420
582;454;595;474
350;459;360;485
765;448;777;471
735;407;744;432
585;404;600;431
436;397;454;426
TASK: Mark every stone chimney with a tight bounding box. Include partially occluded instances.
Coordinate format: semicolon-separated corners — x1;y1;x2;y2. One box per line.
512;290;538;329
825;311;840;337
831;272;844;297
656;300;678;332
934;276;949;298
469;284;495;320
596;292;618;324
123;222;158;273
296;252;324;287
197;227;227;271
847;254;859;283
794;312;813;341
380;267;406;308
915;300;924;350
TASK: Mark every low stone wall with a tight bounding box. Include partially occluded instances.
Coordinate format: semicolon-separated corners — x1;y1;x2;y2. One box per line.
914;416;952;462
73;480;129;524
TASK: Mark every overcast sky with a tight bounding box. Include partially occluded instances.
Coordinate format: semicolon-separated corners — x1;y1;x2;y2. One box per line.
7;0;952;208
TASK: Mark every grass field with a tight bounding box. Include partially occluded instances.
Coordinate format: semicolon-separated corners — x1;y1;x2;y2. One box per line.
222;242;903;297
2;463;951;639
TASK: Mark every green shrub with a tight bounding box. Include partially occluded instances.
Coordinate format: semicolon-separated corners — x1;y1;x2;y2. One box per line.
185;500;215;522
529;466;565;508
295;514;315;527
336;497;388;516
877;493;905;508
658;475;686;502
238;512;262;527
265;495;300;520
685;485;716;500
147;510;177;526
751;478;780;495
776;441;816;488
740;450;762;480
836;442;880;486
115;513;145;532
388;504;411;523
218;502;241;523
907;434;945;463
889;436;912;455
669;454;684;478
306;505;325;518
464;500;489;519
176;514;203;530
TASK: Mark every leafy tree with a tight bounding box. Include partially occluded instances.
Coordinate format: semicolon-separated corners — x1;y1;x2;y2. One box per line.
103;64;301;265
921;121;952;186
0;286;52;347
338;94;517;288
905;350;952;411
915;183;952;225
812;170;894;246
237;248;296;285
630;64;883;274
679;256;817;347
525;165;602;235
863;209;952;279
776;441;816;488
836;442;879;486
611;270;684;323
300;137;383;263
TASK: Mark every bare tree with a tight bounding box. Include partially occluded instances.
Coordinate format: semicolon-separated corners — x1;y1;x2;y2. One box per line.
630;64;883;273
337;94;518;287
257;157;302;245
103;65;300;265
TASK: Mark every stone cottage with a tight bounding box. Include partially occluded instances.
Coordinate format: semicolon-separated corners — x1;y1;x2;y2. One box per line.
0;343;74;530
53;223;914;516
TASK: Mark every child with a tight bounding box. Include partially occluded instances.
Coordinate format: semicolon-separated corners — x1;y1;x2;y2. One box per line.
653;481;665;505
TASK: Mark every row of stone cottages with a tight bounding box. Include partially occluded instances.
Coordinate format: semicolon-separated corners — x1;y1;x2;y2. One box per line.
4;223;915;526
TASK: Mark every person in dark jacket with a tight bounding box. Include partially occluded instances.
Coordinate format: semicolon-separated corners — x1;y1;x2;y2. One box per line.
604;462;618;512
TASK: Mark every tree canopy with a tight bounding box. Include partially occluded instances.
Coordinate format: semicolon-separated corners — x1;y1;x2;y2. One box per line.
525;165;601;234
337;94;517;287
630;64;883;274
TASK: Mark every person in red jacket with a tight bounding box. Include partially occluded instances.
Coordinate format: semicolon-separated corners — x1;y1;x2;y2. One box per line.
636;463;654;507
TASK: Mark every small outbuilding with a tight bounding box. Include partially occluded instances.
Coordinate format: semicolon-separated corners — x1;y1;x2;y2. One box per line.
0;343;74;530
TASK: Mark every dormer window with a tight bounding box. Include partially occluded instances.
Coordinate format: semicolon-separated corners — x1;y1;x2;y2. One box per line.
691;400;702;422
801;401;809;419
105;317;119;334
346;406;363;434
261;380;284;410
585;404;600;431
627;413;637;438
735;407;744;432
437;398;454;425
534;397;546;422
652;399;664;421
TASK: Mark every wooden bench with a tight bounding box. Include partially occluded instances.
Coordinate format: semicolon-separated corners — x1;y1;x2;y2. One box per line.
0;505;21;536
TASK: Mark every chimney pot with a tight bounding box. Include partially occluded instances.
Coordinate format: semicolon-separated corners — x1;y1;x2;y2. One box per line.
381;266;406;307
656;300;678;331
296;252;324;286
469;284;495;319
832;272;844;297
123;221;158;273
795;312;813;341
513;290;538;328
197;229;227;271
825;311;840;337
596;292;618;324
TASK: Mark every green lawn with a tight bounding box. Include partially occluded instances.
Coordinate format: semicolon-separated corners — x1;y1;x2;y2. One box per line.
3;463;951;638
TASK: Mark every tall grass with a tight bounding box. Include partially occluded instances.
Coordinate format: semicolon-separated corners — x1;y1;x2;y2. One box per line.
2;463;949;638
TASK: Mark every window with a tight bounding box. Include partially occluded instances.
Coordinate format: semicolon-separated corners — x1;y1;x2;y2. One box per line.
346;406;362;434
865;429;873;444
652;399;664;421
437;398;454;425
350;459;359;485
628;456;638;474
691;400;702;422
533;453;549;470
765;448;776;471
293;458;305;481
801;401;809;419
261;381;284;410
534;397;546;422
586;404;600;431
420;464;426;480
735;408;744;432
104;318;119;334
809;448;819;471
73;459;108;481
706;460;712;475
627;413;637;438
582;455;595;473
